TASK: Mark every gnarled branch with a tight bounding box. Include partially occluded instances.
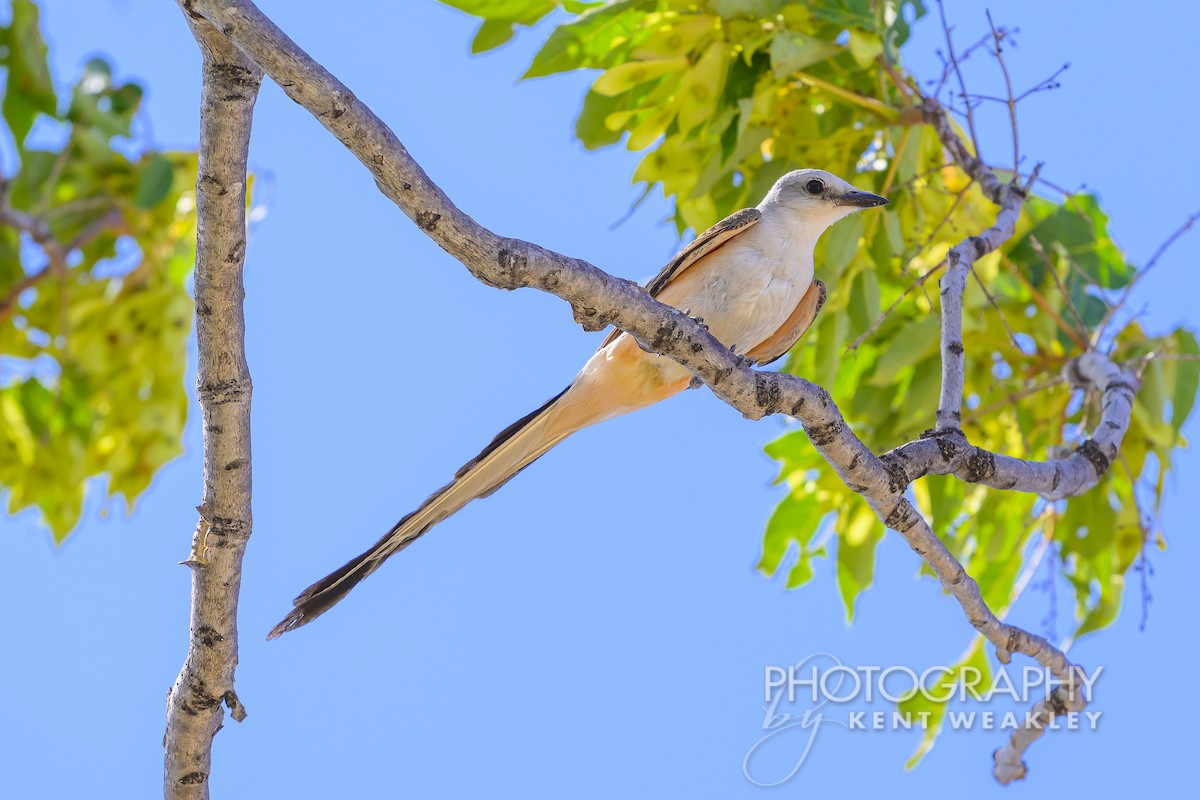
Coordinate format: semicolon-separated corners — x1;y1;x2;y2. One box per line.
179;0;1135;785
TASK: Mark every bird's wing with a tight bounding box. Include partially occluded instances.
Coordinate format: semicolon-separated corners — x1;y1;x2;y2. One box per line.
599;207;762;348
743;279;827;366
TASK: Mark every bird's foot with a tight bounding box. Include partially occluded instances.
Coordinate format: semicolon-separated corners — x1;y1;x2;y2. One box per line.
728;343;755;369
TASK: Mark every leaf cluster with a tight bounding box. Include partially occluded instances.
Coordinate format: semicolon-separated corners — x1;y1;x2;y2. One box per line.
445;0;1199;760
0;1;199;540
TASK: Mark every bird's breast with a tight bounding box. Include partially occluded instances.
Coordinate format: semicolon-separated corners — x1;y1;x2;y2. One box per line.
680;233;814;351
600;221;817;389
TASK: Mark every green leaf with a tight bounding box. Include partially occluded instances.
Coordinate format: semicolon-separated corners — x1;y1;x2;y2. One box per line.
472;19;518;53
1170;328;1200;432
847;267;881;336
848;28;883;67
134;154;175;209
768;31;843;77
592;56;687;96
867;316;939;386
758;491;821;576
809;0;877;30
817;213;863;283
710;0;791;19
836;502;883;620
574;89;625;148
813;307;848;392
524;0;650;79
1009;194;1133;289
68;58;143;139
445;0;570;53
3;0;58;148
675;42;728;132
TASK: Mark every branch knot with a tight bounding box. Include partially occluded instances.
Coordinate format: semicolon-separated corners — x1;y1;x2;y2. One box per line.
963;447;997;483
1075;439;1111;479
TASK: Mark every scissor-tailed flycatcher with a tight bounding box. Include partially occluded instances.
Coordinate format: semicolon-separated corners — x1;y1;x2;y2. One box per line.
269;169;886;638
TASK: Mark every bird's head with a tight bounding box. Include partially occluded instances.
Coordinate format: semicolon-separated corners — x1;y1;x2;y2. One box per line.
760;169;888;230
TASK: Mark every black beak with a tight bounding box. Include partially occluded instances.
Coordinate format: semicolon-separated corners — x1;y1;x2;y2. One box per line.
835;190;889;208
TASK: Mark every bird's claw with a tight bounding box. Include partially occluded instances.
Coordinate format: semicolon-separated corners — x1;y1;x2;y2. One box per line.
727;343;754;368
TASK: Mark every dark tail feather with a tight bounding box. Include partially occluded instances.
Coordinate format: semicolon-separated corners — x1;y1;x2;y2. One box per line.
267;387;572;640
266;474;467;640
266;548;381;640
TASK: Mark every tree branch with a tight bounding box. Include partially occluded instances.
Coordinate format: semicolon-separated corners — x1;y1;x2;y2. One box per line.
163;9;261;799
180;0;1134;784
920;98;1036;432
0;205;122;325
886;351;1134;499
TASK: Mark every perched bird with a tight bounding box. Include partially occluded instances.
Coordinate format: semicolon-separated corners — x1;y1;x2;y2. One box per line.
268;169;887;638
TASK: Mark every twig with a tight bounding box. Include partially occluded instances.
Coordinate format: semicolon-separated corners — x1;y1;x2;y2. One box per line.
1015;63;1070;103
969;262;1021;352
965;374;1065;423
925;91;1040;430
1128;353;1200;365
1097;210;1200;344
985;11;1020;174
793;71;900;121
0;267;52;323
1028;236;1090;341
1038;536;1059;643
0;207;120;325
846;181;975;353
1002;253;1089;350
0;207;67;269
1011;520;1053;601
1117;454;1154;632
66;207;123;252
846;259;944;353
31;139;72;218
937;0;982;158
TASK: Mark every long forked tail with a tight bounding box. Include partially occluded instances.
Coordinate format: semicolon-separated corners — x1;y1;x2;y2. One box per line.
267;386;579;639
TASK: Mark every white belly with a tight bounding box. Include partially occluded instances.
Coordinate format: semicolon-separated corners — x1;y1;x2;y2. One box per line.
680;234;813;352
620;230;814;386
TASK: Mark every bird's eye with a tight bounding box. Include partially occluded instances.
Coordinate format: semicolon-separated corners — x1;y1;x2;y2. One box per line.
805;178;825;195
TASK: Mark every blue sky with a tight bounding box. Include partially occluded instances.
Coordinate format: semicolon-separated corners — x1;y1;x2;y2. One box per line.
2;1;1197;797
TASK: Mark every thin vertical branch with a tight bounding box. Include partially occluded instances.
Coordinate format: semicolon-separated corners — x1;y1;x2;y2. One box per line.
985;11;1020;174
163;9;262;799
1028;236;1090;343
1095;210;1200;344
937;0;981;158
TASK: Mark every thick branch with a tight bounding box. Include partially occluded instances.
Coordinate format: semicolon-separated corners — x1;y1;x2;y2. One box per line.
182;0;1132;785
163;11;261;800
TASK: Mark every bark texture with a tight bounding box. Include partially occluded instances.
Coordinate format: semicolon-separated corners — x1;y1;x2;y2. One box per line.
163;10;262;799
178;0;1136;784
